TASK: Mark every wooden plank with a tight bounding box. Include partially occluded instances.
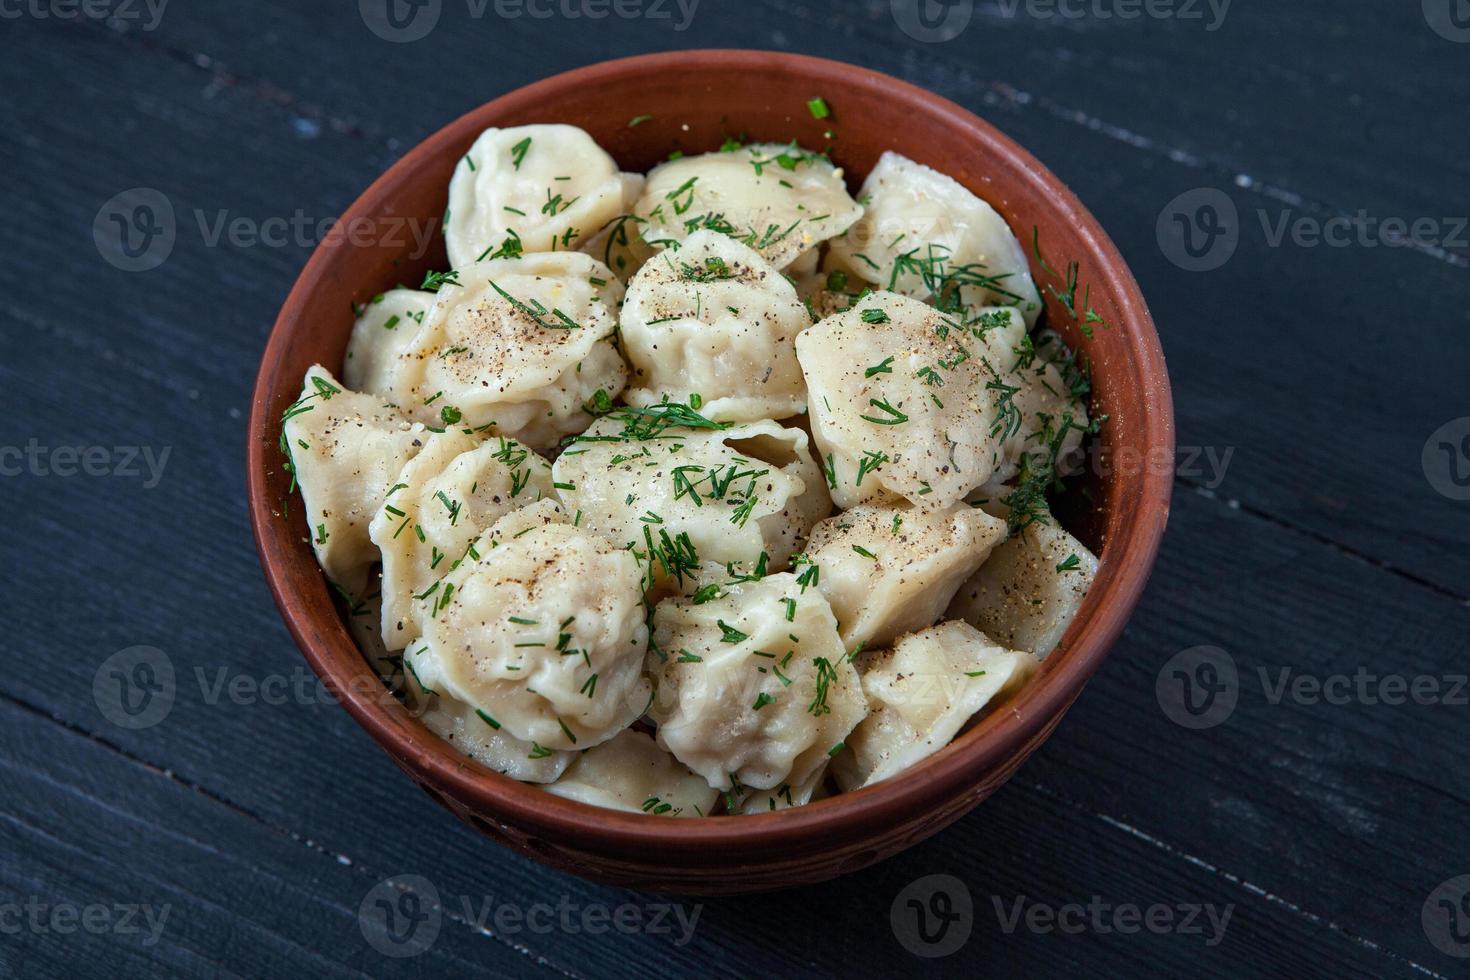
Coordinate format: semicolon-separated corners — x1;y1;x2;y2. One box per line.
115;0;1470;222
0;697;558;978
1020;483;1470;972
0;690;1414;979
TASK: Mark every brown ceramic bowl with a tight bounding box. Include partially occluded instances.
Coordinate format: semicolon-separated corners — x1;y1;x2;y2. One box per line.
248;50;1172;894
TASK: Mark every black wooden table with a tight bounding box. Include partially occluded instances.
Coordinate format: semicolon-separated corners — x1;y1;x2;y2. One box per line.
4;2;1468;976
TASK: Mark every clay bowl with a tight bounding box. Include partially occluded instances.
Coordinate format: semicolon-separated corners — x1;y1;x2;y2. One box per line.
248;50;1173;894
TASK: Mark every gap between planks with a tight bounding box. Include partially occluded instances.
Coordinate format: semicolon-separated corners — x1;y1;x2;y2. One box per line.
1178;475;1470;605
0;684;1440;976
0;688;583;980
1015;777;1451;980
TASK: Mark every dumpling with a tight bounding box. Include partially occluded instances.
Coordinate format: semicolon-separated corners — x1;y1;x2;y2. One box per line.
343;571;398;683
795;291;1028;510
794;253;861;321
803;502;1008;650
386;253;627;449
992;330;1093;487
633;143;863;270
730;767;828;814
948;502;1098;657
786;248;820;282
579;174;658;282
343;289;434;396
282;365;425;593
553;411;831;592
619;230;810;422
353;560;575;784
646;573;866;791
404;501;652;751
369;431;557;652
445;124;629;267
828;150;1043;326
406;684;574;784
544;730;718;817
833;622;1038;791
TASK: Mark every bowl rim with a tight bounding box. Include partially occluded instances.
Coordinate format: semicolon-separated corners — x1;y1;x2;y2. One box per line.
248;49;1173;860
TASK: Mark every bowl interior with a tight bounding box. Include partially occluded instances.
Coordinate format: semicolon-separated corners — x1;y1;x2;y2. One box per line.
249;50;1172;859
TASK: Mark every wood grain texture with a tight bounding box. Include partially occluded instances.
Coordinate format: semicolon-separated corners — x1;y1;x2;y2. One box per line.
2;1;1466;976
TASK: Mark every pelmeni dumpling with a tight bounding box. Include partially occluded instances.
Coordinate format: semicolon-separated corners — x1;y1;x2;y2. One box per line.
948;502;1098;657
445;125;629;267
731;767;828;814
406;684;574;784
579;174;658;281
344;574;398;684
795;292;1028;510
804;502;1008;650
282;365;426;593
387;253;627;449
794;253;862;321
369;431;556;652
351;558;574;784
833;622;1038;791
785;247;821;284
553;412;831;591
405;500;651;751
619;230;810;422
343;289;434;396
992;331;1092;486
544;729;718;817
634;143;863;270
646;574;866;792
828;151;1043;326
291;120;1109;818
